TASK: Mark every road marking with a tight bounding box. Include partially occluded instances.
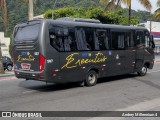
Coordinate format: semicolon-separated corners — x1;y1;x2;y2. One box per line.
88;97;160;120
148;70;160;73
22;90;35;94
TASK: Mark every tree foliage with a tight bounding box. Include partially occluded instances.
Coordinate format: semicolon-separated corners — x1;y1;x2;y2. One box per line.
44;6;139;25
0;0;153;35
100;0;152;11
154;0;160;21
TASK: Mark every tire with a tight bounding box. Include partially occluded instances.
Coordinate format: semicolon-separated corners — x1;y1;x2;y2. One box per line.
137;65;147;76
7;64;13;71
85;70;97;86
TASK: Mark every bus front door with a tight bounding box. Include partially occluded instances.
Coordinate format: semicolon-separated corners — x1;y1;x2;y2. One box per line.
125;49;136;73
135;31;145;69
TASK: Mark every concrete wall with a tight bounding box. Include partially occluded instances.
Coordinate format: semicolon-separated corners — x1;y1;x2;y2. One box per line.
0;32;11;58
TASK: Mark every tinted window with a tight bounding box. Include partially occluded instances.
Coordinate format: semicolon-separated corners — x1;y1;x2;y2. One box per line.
14;23;40;41
49;26;64;51
2;56;6;61
84;28;95;50
75;28;87;50
68;29;77;51
112;31;125;50
144;31;152;48
96;30;110;50
125;32;135;48
49;26;77;51
136;31;144;45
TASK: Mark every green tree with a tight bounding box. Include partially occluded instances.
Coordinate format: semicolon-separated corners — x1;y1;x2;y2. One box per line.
44;6;139;25
100;0;152;25
44;7;76;19
85;6;108;23
154;0;160;20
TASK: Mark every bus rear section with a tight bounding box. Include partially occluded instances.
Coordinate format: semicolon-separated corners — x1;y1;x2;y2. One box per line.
12;20;47;81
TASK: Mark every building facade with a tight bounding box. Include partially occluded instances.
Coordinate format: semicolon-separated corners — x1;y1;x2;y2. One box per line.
142;21;160;54
0;32;11;58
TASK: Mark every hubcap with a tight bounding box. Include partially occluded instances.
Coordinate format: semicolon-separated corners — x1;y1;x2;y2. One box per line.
88;73;96;84
7;65;12;71
142;67;146;74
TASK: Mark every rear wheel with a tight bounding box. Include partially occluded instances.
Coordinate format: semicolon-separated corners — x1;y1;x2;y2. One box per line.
85;70;97;86
137;65;147;76
7;64;13;71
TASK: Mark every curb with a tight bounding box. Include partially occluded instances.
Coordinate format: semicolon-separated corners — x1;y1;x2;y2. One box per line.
0;76;16;81
0;74;15;78
155;59;160;63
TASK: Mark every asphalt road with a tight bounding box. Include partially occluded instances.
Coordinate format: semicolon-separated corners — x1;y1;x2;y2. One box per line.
0;63;160;119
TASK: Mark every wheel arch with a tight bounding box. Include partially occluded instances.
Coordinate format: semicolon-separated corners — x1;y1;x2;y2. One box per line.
7;63;13;66
86;66;100;78
143;61;152;69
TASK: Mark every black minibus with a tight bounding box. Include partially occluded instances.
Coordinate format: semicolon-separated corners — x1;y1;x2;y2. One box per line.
12;18;155;86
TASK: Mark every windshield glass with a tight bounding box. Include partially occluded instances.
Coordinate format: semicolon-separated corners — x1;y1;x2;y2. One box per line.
14;23;40;41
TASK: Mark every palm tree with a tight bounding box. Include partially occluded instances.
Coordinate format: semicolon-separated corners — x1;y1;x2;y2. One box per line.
0;0;8;74
154;0;160;19
0;0;8;31
0;42;4;74
24;0;34;20
100;0;152;25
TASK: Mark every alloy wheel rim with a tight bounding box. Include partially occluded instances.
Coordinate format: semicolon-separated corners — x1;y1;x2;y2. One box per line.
142;67;146;74
7;65;12;71
88;73;96;84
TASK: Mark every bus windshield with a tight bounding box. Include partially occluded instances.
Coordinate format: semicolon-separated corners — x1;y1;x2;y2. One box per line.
14;23;40;41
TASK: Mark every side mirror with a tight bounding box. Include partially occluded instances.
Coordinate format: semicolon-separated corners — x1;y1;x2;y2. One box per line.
150;35;155;49
152;41;155;49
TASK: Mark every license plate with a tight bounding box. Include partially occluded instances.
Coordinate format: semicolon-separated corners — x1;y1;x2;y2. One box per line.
21;63;31;70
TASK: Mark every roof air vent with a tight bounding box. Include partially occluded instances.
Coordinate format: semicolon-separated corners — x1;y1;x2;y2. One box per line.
56;17;101;24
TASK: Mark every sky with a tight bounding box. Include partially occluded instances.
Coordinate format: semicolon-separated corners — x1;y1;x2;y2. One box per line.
124;0;158;13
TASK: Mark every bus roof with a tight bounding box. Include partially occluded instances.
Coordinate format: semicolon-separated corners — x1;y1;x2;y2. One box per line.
16;18;147;31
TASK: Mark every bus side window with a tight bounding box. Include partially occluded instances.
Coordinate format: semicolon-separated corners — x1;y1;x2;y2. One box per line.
112;31;125;50
49;26;77;52
96;30;110;50
84;28;95;50
125;32;134;48
75;28;88;50
49;26;64;51
67;29;77;51
136;31;144;45
144;31;152;48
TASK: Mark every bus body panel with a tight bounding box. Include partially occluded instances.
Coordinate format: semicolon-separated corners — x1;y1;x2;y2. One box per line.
107;50;126;76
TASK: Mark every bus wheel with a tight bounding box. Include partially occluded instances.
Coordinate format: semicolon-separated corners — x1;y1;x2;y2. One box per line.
85;70;97;86
138;65;147;76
